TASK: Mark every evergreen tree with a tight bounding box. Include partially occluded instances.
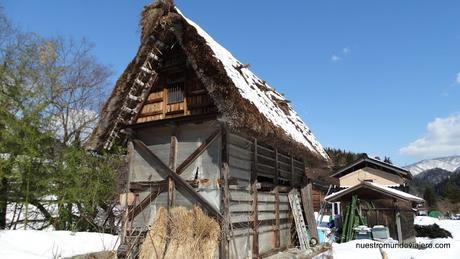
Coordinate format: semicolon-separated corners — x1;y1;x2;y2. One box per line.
423;187;437;209
0;9;120;231
383;156;393;164
325;147;363;170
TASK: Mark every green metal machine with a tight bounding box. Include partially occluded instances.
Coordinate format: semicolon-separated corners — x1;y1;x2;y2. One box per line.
340;195;374;242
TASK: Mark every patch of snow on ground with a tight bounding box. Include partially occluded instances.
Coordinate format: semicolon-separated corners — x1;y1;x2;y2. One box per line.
414;216;440;226
0;230;119;259
315;218;460;259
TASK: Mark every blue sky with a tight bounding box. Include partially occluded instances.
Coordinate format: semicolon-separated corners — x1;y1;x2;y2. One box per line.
3;0;460;166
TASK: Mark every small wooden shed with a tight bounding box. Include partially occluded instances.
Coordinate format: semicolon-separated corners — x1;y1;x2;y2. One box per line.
87;1;330;258
325;180;424;243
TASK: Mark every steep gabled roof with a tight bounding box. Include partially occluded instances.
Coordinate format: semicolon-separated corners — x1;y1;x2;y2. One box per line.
324;181;424;203
330;154;412;179
86;1;329;165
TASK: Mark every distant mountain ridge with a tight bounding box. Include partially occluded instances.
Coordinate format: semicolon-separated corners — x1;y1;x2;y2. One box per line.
403;155;460;175
413;168;452;185
405;156;460;204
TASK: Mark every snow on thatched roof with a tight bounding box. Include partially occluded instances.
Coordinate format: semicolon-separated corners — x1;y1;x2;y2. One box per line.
86;1;329;164
178;10;328;161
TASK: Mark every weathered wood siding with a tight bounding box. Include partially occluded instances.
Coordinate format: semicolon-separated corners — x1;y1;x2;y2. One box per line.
227;133;303;257
129;120;221;228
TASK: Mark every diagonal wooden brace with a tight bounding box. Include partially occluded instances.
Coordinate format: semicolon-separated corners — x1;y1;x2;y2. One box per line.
127;129;221;220
133;139;223;221
175;129;221;174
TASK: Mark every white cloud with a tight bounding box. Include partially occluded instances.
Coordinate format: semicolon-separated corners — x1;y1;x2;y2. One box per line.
331;55;341;62
400;113;460;158
331;47;351;62
456;72;460;84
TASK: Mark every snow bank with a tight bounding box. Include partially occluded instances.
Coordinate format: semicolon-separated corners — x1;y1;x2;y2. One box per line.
0;230;119;259
330;240;383;259
414;216;440;226
314;219;460;259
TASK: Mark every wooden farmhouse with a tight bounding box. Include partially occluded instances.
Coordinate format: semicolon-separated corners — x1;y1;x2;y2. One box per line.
87;1;330;258
329;155;412;189
325;155;424;243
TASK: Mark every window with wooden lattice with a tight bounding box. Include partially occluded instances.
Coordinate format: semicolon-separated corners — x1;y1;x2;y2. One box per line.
166;73;185;104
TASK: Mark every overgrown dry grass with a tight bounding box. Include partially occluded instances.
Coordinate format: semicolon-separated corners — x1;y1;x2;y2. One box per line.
139;206;220;259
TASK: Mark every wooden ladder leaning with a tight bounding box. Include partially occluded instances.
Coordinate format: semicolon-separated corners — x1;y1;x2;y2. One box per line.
288;189;311;250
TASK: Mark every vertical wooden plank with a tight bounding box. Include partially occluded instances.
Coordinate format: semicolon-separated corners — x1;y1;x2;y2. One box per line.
162;82;167;119
274;187;280;249
395;200;403;243
274;149;279;186
274;149;280;249
252;138;259;258
219;126;229;259
183;72;188;116
300;180;319;240
167;125;177;209
290;156;295;188
121;140;135;244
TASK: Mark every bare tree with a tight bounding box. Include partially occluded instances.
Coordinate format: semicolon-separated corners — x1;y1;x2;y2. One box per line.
0;7;13;48
36;37;112;145
1;8;116;230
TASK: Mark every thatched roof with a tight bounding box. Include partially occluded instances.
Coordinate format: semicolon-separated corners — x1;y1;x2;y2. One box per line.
86;1;329;165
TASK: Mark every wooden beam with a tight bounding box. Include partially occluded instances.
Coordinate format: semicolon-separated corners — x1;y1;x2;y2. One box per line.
219;126;230;259
175;129;221;174
167;128;177;210
290;156;295;188
129;113;217;130
300;180;319;240
274;149;279;185
220;163;230;259
137;110;163;118
252;138;259;258
122;140;135;243
274;187;280;249
128;184;168;220
133;139;223;221
258;245;288;258
274;149;281;249
395;200;403;243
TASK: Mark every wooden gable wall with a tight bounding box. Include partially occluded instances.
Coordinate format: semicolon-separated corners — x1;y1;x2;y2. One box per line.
135;45;216;124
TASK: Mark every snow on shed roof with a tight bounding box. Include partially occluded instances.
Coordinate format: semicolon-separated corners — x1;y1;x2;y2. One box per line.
179;10;328;160
324;181;424;203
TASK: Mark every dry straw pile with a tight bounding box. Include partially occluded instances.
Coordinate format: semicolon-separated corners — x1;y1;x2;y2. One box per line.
139;206;220;259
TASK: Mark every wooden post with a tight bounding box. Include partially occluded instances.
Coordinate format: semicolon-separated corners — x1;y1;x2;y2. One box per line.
122;140;135;244
395;200;403;243
274;187;280;249
219;126;229;259
290;156;295;187
274;149;280;248
274;149;279;186
251;138;259;258
167;126;177;210
300;179;319;240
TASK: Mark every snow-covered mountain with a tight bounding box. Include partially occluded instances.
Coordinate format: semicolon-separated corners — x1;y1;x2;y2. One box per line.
403;155;460;176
